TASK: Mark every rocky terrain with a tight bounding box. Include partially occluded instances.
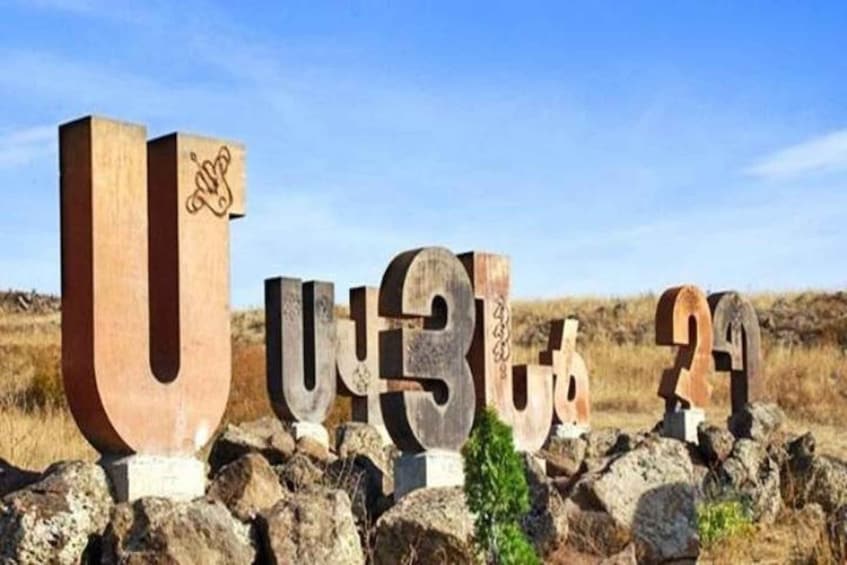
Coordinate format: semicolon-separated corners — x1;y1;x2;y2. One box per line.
0;403;843;563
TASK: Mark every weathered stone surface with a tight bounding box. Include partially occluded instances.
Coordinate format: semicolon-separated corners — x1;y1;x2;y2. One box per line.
276;453;324;491
523;454;568;554
601;543;638;565
697;423;735;465
60;116;245;455
715;439;782;523
709;291;764;413
542;435;587;478
257;486;363;565
102;497;255;564
655;285;713;411
568;437;699;562
563;499;632;557
374;486;475;565
787;431;816;462
208;417;295;473
336;287;388;428
583;428;632;460
207;453;285;521
297;435;334;465
327;455;393;525
0;458;39;497
379;247;476;453
782;433;847;514
265;278;337;425
0;461;113;565
335;422;389;464
728;402;785;444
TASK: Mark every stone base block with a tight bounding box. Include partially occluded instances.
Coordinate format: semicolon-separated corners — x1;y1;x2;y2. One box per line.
551;423;590;440
101;455;206;502
394;449;464;500
292;422;329;448
662;409;705;444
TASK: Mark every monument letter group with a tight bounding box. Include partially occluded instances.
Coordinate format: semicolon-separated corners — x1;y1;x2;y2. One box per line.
57;116;763;502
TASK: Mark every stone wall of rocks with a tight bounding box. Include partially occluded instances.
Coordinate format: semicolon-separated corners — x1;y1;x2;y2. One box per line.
0;404;845;563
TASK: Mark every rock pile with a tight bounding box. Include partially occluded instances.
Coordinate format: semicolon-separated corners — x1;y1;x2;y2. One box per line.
1;403;846;563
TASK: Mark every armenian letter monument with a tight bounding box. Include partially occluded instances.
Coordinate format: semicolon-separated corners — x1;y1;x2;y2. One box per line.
60;116;245;501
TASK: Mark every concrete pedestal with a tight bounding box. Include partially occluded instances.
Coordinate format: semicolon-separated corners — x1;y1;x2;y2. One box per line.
101;455;206;502
662;409;705;444
292;422;329;448
394;449;464;500
550;423;590;440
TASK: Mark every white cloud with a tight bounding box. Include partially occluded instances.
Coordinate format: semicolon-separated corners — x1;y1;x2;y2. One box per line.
0;125;55;169
745;129;847;179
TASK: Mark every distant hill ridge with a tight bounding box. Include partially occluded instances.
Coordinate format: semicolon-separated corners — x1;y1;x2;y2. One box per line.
3;289;846;348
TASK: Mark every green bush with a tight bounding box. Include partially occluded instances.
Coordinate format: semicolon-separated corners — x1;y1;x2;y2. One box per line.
697;497;753;547
462;407;539;565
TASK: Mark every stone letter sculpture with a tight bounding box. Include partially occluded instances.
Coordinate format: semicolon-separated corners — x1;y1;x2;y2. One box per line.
336;286;390;439
708;291;763;414
459;252;554;453
655;285;713;443
379;247;476;497
540;318;590;437
60;116;245;500
265;278;336;446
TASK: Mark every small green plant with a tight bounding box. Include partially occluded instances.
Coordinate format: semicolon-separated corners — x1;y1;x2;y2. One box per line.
462;407;539;565
697;497;753;548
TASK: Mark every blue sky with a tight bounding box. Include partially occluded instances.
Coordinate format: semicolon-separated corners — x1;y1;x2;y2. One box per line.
1;1;846;306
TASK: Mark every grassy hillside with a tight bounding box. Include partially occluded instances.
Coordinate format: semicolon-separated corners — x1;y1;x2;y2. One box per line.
0;289;845;469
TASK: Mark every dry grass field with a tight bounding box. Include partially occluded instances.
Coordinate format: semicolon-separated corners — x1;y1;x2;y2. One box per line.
0;289;845;472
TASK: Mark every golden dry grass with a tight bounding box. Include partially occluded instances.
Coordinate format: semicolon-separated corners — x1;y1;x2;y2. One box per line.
0;291;844;471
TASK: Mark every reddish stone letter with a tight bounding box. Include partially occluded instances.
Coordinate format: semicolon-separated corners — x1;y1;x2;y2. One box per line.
60;116;245;455
655;285;713;411
459;252;554;453
540;319;590;429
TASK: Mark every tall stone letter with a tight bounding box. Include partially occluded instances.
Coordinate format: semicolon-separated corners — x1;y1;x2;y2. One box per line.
336;286;389;440
655;285;713;443
708;291;763;414
60;116;245;500
379;247;476;498
459;252;554;453
540;318;590;438
265;278;336;446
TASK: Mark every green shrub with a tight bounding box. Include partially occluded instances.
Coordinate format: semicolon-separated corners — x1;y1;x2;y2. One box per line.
462;407;539;565
697;497;753;548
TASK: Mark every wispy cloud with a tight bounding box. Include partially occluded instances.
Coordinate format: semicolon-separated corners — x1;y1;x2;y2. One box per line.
0;125;55;169
745;129;847;179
